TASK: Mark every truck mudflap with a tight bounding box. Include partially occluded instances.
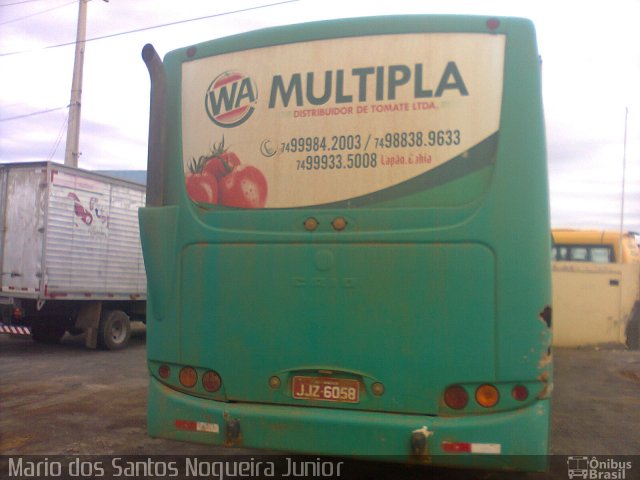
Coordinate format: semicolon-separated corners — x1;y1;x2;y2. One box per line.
0;323;31;336
148;377;549;472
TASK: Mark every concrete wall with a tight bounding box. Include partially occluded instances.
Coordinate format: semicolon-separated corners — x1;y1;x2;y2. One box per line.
552;262;640;346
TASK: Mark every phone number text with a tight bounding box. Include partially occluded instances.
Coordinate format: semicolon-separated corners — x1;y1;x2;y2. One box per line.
297;153;377;171
375;130;461;149
282;135;365;153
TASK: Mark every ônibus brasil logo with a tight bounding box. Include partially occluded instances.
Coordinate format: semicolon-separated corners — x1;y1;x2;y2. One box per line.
205;70;257;128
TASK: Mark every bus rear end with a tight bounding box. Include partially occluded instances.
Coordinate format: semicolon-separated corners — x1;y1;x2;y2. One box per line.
140;15;552;472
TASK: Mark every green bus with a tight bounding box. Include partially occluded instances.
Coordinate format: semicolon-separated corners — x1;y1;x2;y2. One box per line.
140;15;552;472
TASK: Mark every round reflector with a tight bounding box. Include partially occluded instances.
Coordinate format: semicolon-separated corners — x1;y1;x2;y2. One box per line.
486;18;500;30
512;385;529;401
476;384;499;408
444;385;469;410
202;371;222;392
332;217;347;231
268;376;281;389
179;367;198;388
304;217;319;231
371;382;385;396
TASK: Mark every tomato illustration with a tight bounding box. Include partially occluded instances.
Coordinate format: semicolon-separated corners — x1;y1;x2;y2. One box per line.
186;156;218;204
203;153;236;179
202;137;241;179
186;172;218;204
188;136;268;208
218;165;267;208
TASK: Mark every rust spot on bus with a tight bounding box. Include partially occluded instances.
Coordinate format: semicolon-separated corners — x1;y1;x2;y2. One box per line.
539;305;552;328
538;350;552;369
224;415;242;447
536;371;552;398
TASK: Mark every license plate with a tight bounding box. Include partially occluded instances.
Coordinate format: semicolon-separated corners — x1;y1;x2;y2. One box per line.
292;376;360;403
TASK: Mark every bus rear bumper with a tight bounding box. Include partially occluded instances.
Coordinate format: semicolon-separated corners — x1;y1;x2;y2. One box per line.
148;377;549;472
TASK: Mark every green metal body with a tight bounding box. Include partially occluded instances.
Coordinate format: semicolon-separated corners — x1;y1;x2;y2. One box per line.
140;15;552;471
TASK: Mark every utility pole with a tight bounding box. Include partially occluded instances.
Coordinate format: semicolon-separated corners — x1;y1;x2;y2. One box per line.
619;106;629;261
64;0;108;168
64;0;88;167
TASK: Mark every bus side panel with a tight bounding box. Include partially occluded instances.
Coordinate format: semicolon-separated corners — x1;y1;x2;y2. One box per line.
482;19;552;384
139;206;180;359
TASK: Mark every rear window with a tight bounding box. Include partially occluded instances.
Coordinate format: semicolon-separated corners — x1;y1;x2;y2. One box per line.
552;245;614;263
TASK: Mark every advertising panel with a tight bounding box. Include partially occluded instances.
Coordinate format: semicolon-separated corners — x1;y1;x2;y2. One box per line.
181;33;505;208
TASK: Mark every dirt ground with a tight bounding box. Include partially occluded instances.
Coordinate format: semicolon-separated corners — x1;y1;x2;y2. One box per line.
550;344;640;455
1;327;639;479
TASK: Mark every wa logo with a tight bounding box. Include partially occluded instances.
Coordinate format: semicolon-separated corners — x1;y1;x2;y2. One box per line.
205;71;257;128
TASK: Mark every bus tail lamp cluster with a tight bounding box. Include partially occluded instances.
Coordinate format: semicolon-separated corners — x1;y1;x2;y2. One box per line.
158;364;222;393
444;383;529;410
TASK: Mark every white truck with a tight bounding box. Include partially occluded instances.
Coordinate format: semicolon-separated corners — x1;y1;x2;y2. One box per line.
0;161;146;349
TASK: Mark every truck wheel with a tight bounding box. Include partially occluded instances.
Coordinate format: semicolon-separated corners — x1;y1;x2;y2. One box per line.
31;324;66;344
98;310;131;350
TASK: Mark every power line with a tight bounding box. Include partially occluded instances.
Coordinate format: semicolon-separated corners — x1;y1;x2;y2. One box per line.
0;0;300;57
46;112;69;162
0;105;68;122
0;0;75;26
0;0;51;6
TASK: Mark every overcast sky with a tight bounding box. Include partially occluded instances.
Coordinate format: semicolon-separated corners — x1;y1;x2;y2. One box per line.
1;0;639;233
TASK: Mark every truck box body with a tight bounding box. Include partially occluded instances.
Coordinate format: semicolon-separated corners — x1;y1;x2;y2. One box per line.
0;162;146;302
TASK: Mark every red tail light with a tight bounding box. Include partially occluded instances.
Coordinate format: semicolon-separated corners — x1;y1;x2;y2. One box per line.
158;364;170;379
202;371;222;392
444;385;469;410
512;385;529;401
